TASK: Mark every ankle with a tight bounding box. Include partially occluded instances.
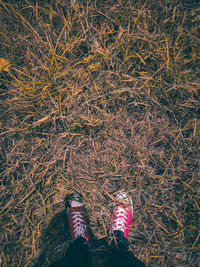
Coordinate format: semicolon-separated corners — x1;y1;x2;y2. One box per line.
112;230;129;250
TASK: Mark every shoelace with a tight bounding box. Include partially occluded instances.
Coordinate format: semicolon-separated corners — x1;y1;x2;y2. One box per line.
112;206;128;232
72;211;86;238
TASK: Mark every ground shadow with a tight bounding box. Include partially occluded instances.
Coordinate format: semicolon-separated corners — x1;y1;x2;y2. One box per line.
34;209;70;267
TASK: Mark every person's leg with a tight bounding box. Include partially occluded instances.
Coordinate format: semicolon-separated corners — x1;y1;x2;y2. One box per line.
63;236;92;267
106;192;146;267
50;236;92;267
64;194;92;267
106;230;146;267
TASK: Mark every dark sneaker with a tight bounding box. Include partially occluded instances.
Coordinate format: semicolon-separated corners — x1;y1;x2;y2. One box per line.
67;194;90;243
109;192;133;239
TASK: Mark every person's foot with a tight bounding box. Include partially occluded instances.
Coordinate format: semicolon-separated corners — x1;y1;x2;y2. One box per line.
66;194;90;244
109;192;133;239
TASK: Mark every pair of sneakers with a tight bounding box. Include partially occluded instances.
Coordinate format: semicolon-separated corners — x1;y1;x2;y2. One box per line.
67;192;133;245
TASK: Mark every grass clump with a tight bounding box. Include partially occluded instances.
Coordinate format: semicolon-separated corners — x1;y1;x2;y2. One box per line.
0;0;199;266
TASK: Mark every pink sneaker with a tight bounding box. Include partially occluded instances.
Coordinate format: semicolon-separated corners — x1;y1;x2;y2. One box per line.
109;192;133;239
67;194;90;243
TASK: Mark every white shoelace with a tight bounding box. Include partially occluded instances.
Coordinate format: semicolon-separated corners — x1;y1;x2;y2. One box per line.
112;206;128;232
72;211;86;238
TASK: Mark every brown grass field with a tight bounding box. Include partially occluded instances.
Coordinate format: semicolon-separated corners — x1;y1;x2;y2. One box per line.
0;0;199;266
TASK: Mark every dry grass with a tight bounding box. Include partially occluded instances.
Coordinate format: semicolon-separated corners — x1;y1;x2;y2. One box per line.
0;0;199;266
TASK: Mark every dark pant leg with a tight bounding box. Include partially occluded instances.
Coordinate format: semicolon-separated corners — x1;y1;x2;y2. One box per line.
106;231;146;267
62;237;92;267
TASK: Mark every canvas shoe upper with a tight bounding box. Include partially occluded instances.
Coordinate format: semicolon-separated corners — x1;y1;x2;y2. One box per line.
67;194;90;243
109;192;133;239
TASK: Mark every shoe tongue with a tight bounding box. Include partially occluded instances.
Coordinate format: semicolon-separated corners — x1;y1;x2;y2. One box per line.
71;200;83;207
